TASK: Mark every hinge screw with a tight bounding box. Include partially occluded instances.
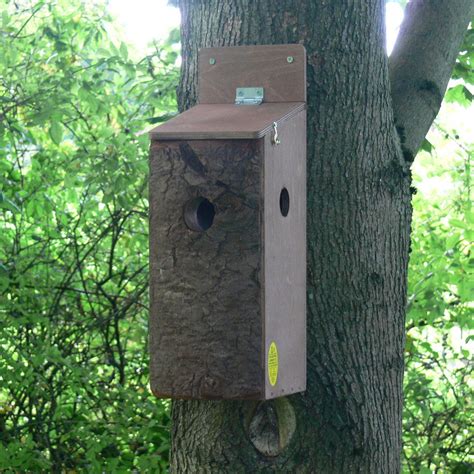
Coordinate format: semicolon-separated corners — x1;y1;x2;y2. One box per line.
209;57;216;65
287;56;294;63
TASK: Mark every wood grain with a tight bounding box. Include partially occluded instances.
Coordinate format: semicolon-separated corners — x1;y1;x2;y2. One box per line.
149;102;304;140
199;44;306;104
263;108;306;399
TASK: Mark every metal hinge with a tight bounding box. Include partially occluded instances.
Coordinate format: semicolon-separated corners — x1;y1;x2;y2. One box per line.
235;87;264;105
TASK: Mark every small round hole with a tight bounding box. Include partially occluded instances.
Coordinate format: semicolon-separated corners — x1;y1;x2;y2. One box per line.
279;188;290;217
184;197;215;232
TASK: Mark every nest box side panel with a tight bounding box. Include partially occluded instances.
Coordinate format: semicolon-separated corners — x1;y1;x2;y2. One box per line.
149;139;264;399
263;109;307;399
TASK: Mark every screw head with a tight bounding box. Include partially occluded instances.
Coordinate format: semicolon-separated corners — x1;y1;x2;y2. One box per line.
238;90;244;96
209;57;216;65
287;56;294;63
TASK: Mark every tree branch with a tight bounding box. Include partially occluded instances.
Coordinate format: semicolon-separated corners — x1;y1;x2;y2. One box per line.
389;0;473;162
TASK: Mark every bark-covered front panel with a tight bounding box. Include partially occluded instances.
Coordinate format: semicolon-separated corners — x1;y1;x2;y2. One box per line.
149;139;264;399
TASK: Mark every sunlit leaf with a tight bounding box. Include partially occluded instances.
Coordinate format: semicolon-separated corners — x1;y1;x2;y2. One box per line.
49;121;63;145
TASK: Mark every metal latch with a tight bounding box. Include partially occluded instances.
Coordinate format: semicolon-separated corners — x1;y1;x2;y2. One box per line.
271;122;281;145
235;87;264;105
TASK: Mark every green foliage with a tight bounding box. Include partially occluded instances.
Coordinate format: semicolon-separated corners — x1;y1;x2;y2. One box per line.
403;106;473;472
452;28;474;86
445;84;473;107
0;0;177;470
447;27;474;107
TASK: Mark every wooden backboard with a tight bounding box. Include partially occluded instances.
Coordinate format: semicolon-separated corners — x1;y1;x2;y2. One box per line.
198;44;306;104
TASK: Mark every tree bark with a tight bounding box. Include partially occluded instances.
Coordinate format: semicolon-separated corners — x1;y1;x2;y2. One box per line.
389;0;474;162
169;1;470;472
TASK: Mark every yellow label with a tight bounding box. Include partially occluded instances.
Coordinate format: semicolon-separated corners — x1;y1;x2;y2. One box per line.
268;341;279;386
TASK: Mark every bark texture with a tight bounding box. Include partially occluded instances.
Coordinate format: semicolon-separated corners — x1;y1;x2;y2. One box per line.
390;0;474;162
167;0;470;472
149;140;263;399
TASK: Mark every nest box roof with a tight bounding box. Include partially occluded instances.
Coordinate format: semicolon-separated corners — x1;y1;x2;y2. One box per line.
149;44;306;140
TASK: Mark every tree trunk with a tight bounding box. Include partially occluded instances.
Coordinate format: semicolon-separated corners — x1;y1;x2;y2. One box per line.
169;1;470;472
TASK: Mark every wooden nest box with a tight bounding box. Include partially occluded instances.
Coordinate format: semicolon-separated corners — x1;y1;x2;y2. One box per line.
149;44;306;400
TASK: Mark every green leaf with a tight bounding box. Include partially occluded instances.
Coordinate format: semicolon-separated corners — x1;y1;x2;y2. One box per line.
49;121;63;145
420;138;433;154
146;112;178;124
449;218;467;229
444;84;473;107
119;42;128;60
2;10;10;26
452;63;474;84
0;192;20;213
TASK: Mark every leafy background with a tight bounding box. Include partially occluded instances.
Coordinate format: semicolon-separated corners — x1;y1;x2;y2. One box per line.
0;1;472;472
